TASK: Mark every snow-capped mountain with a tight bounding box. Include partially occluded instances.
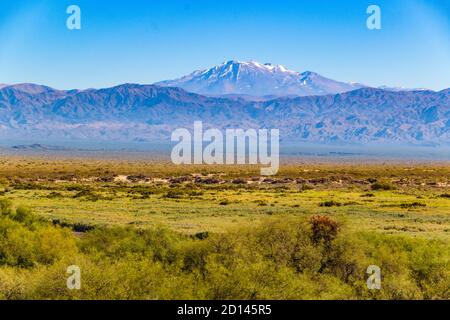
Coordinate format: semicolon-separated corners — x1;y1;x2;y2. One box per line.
155;60;366;97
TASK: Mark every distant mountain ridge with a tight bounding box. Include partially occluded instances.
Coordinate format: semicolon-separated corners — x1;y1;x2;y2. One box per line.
156;60;366;97
0;83;449;145
11;144;72;151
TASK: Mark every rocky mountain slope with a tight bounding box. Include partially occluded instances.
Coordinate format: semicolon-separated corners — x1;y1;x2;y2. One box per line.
0;83;449;145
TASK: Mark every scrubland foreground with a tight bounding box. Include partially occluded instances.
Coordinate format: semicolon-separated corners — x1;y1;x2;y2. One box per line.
0;157;449;299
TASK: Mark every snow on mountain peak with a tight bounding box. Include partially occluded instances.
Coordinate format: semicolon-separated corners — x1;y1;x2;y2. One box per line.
211;60;297;75
155;60;366;97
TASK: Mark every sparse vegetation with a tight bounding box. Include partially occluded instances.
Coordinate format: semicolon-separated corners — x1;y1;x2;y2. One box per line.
0;201;448;300
319;200;342;207
400;202;427;209
371;181;396;191
0;157;449;299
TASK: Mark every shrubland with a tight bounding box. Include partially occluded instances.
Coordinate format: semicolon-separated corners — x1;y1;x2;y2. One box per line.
0;198;448;300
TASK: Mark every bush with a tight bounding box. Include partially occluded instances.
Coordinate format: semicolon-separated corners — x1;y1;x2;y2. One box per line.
194;231;209;240
371;182;396;191
250;219;322;273
52;220;94;233
320;200;342;207
163;190;183;199
310;215;339;245
300;184;314;191
46;192;64;199
73;190;101;201
400;202;426;209
254;200;268;206
361;193;375;197
0;218;37;267
13;206;36;224
0;198;13;216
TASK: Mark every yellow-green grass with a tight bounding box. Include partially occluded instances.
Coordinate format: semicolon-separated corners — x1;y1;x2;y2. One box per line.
3;184;449;240
1;156;449;239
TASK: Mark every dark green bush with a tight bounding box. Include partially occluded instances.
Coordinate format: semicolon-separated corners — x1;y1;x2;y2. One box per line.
371;182;396;191
13;206;36;224
400;202;426;209
163;190;183;199
320;200;342;207
361;193;375;197
0;198;13;216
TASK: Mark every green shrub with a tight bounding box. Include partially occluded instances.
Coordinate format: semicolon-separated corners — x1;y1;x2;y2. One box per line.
371;182;396;191
13;206;36;224
0;218;37;267
320;200;342;207
361;193;375;197
400;202;426;209
163;190;183;199
194;231;209;240
0;198;13;216
73;190;101;201
310;215;339;245
300;184;314;191
46;192;64;199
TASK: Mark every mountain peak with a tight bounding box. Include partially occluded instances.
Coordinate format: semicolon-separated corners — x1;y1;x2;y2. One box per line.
1;83;57;94
219;60;295;74
156;60;364;97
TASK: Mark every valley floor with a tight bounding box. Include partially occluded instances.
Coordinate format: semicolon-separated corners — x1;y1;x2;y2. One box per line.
0;157;449;299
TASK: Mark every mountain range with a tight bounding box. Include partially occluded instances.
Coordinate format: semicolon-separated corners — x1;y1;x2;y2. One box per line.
0;60;449;146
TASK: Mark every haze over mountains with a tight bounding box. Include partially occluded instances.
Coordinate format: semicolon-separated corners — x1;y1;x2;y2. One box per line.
0;60;449;147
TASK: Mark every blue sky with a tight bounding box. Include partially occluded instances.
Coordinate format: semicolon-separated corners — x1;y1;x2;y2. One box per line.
0;0;449;90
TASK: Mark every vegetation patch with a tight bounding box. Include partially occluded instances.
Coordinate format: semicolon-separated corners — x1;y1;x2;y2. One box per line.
400;202;427;209
371;182;396;191
320;200;342;207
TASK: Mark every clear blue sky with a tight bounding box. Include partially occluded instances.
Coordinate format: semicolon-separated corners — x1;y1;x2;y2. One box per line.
0;0;449;90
